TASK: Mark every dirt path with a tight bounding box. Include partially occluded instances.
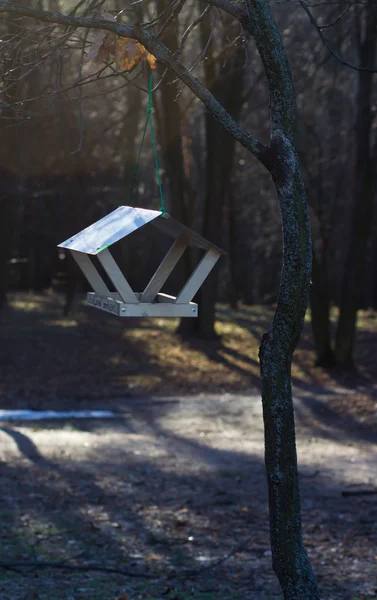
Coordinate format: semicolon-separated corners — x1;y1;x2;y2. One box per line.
1;392;377;600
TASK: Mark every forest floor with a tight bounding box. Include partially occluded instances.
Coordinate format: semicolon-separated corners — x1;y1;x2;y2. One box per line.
0;292;377;600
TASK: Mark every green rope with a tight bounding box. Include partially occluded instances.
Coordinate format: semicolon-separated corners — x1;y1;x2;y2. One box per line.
128;73;166;214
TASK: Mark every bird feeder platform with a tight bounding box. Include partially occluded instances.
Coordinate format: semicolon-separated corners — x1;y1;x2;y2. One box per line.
58;206;224;318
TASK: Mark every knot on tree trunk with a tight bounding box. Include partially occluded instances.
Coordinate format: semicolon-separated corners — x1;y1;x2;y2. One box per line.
261;130;297;188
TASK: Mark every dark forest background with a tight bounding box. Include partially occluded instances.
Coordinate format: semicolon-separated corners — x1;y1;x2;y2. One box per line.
1;0;376;369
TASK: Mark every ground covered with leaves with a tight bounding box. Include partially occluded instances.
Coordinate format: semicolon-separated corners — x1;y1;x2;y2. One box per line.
0;292;376;412
0;293;376;599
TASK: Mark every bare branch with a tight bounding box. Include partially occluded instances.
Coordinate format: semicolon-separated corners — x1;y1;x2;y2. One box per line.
176;5;211;57
0;0;265;158
319;1;356;29
299;0;377;72
197;0;248;23
156;0;186;38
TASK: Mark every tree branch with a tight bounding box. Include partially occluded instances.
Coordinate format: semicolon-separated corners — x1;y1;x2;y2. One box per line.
319;1;356;29
299;0;377;73
0;0;265;158
244;0;297;141
197;0;249;23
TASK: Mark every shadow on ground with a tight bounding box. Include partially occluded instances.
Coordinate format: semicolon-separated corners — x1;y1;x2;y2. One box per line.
1;396;377;600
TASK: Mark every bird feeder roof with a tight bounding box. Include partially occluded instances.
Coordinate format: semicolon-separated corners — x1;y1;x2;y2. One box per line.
58;206;224;255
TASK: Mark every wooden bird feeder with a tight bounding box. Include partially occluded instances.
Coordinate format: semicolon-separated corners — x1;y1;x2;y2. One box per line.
58;206;224;318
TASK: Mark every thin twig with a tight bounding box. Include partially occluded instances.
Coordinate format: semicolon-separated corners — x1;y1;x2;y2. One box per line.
156;0;186;38
183;535;254;575
176;5;211;57
319;1;356;28
71;28;89;154
299;0;377;72
0;0;265;158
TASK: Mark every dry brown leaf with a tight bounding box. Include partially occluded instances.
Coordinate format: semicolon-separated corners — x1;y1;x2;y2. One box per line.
86;29;116;64
87;23;157;72
115;38;157;72
143;47;157;70
86;12;117;65
115;38;143;71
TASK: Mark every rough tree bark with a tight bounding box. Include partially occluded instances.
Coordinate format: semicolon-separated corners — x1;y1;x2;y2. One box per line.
0;1;320;597
244;2;319;595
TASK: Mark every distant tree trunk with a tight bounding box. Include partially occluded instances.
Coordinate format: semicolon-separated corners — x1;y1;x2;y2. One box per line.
0;0;320;595
194;17;246;337
154;0;193;337
310;250;334;366
119;84;142;278
371;137;377;309
0;12;21;309
228;187;239;309
298;120;335;367
334;1;377;367
0;194;9;310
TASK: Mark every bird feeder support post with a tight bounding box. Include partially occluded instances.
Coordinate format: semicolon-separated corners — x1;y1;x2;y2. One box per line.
175;246;221;304
97;248;139;304
141;232;190;303
70;250;110;295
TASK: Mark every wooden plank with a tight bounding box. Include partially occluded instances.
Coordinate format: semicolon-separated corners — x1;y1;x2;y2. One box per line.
87;293;197;318
97;248;139;304
87;293;121;316
175;247;221;304
120;302;197;317
107;292;123;301
120;301;197;317
156;293;177;303
70;250;110;295
141;233;189;303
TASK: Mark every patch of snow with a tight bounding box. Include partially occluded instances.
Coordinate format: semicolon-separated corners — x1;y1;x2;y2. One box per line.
0;409;117;421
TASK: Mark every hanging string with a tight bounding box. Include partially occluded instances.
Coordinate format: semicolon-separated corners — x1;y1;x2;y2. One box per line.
128;73;166;214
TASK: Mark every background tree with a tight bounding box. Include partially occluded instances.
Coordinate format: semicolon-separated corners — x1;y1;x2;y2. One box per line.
0;0;322;597
2;0;377;593
334;0;377;367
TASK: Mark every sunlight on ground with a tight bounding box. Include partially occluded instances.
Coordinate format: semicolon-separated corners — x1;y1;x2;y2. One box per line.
4;292;377;402
305;305;377;333
44;319;78;328
9;298;43;312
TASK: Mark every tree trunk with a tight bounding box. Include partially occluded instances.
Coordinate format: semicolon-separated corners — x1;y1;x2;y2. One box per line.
194;18;246;337
228;187;239;309
0;194;10;310
0;1;320;596
310;249;335;366
298;117;335;367
334;1;377;367
259;136;319;600
154;1;193;336
246;0;320;596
